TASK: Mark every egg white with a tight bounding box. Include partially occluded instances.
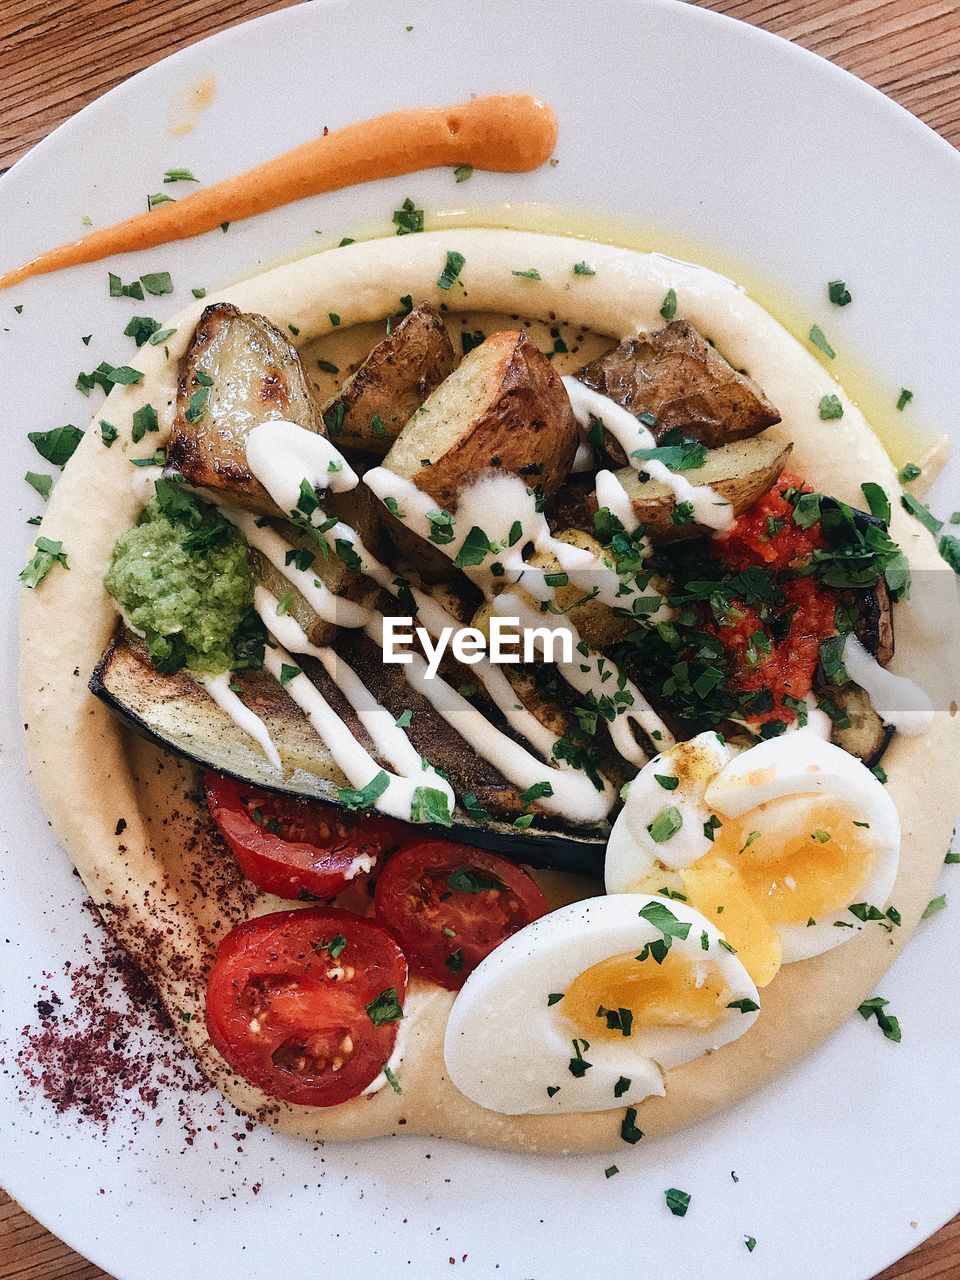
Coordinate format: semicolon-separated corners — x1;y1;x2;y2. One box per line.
443;894;759;1116
606;732;901;963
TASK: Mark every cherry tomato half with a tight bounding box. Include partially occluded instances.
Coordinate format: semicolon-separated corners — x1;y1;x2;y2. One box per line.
206;772;407;899
205;907;407;1107
374;841;547;989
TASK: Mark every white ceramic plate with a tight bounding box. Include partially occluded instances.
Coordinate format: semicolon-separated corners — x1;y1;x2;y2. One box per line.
1;1;958;1276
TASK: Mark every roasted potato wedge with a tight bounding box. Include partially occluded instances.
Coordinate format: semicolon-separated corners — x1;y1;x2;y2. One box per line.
384;329;579;508
577;320;780;460
529;530;634;651
595;437;792;541
167;303;322;513
321;303;456;455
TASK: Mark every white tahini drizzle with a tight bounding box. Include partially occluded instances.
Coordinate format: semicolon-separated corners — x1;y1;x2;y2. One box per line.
561;375;734;532
208;420;623;825
842;633;934;736
198;672;281;771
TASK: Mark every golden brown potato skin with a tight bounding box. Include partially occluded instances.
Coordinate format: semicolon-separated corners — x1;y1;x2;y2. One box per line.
578;320;780;457
595;437;792;540
384;329;579;509
168;303;321;512
322;303;456;454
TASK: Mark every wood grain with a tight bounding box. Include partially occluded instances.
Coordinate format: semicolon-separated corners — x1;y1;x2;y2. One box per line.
0;0;957;1276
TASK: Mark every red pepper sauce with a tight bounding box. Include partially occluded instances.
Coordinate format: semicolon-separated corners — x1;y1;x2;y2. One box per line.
709;473;837;724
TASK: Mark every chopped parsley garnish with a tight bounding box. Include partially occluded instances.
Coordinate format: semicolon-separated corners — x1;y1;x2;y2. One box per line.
444;948;464;973
922;894;947;919
573;261;596;276
860;481;891;524
511;267;541;280
818;394;843;420
100;421;118;446
393;197;424;235
383;1064;402;1095
147;192;174;210
546;1085;560;1098
448;866;507;895
28;424;84;466
124;315;161;346
901;492;942;536
745;1236;757;1253
334;538;362;573
620;1107;643;1144
636;900;691;964
727;998;760;1013
940;535;960;574
898;462;921;484
453;525;497;567
613;1076;631;1098
20;537;69;589
140;271;173;296
519;780;554;806
633;437;707;473
605;1166;619;1179
808;325;836;358
108;272;144;300
660;288;678;320
665;1188;691;1217
568;1038;592;1077
132;403;160;442
896;388;913;411
461;791;492;824
426;508;455;545
857;995;901;1042
437;250;466;290
394;708;412;728
317;359;339;374
337;769;389;811
453;164;473;183
647;806;682;843
164;168;198;183
25;472;52;500
278;663;301;686
184;387;208;424
828;279;851;306
654;773;679;790
365;986;404;1026
410;786;452;827
547;992;564;1007
370;413;388;436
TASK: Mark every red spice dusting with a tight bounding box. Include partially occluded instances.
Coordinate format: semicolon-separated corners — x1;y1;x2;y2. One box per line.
13;903;209;1133
710;472;837;724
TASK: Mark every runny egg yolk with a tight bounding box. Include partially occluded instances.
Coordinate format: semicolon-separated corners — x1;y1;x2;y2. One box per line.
680;796;874;986
563;951;729;1037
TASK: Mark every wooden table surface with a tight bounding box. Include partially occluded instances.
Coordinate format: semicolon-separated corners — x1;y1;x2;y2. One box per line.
1;0;958;1276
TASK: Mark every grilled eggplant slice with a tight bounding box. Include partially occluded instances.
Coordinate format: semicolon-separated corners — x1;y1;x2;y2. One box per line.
595;437;792;540
577;320;781;460
91;628;609;875
167;303;322;513
825;683;894;768
322;303;456;455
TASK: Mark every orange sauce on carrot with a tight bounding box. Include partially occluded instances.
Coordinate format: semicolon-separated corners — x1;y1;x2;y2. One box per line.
0;94;557;291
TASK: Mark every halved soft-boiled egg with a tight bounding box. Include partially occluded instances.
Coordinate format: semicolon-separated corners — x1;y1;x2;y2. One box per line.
443;894;759;1115
606;731;901;986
